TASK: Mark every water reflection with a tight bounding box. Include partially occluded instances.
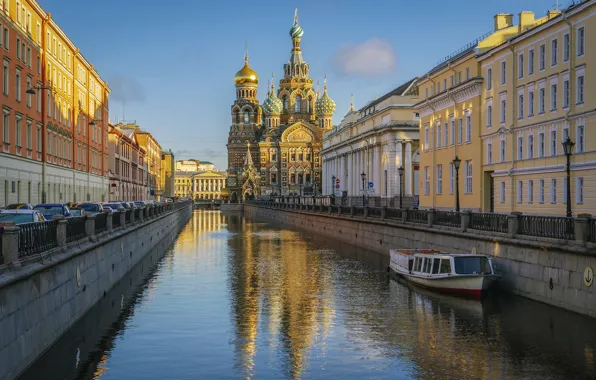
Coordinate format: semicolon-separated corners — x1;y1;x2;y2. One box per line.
18;210;596;380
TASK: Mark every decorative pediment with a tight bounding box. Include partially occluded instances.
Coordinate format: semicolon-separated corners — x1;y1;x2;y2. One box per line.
282;123;315;143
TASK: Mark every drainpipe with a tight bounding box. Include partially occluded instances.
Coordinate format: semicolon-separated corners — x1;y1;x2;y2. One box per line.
41;16;48;203
508;41;516;212
426;73;437;208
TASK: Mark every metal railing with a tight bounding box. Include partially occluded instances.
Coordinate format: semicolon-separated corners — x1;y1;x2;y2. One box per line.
591;219;596;243
66;217;86;242
354;206;365;217
134;208;141;219
0;227;4;265
407;209;427;224
434;211;461;228
125;210;132;224
385;208;402;219
519;215;575;240
95;213;107;234
368;207;382;218
112;211;122;228
468;212;508;233
18;220;58;258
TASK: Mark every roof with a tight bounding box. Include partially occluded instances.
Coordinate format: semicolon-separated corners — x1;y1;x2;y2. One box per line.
358;77;418;111
118;127;136;140
0;209;39;214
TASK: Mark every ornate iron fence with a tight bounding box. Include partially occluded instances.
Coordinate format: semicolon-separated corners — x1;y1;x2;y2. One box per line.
0;227;4;265
18;220;58;258
95;213;108;234
134;209;140;220
434;211;461;228
354;206;365;217
406;209;427;224
468;212;508;233
66;217;86;242
386;208;402;219
125;210;132;224
519;215;575;240
368;207;382;218
341;206;351;214
112;212;122;228
330;205;339;213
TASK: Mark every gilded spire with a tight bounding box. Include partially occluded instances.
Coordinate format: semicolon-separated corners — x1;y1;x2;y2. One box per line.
316;80;320;100
289;7;303;39
235;44;258;85
350;93;355;112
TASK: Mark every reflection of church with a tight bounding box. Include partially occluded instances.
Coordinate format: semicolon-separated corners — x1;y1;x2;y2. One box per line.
225;9;335;202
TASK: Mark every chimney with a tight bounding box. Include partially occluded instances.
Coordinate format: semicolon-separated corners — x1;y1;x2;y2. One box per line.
494;13;514;31
547;9;561;19
518;11;535;31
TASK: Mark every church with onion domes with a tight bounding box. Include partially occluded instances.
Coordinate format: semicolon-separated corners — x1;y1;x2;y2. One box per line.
225;9;335;202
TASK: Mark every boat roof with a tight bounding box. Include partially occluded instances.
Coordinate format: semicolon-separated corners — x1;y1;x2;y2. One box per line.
391;249;485;257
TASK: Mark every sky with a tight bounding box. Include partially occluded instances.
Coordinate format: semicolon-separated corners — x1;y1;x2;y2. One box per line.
38;0;562;169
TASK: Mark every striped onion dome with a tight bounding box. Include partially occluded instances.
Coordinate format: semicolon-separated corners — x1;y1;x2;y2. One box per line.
289;8;304;39
262;86;283;115
315;79;335;116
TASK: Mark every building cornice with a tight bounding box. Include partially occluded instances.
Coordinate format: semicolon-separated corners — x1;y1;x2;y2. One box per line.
415;77;483;117
322;123;418;154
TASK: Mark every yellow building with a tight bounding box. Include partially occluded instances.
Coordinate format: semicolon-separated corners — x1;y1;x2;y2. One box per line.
160;149;175;199
416;1;594;215
479;2;595;215
174;170;227;200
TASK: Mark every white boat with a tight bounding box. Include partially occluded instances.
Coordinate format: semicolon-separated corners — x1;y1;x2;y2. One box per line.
389;249;499;298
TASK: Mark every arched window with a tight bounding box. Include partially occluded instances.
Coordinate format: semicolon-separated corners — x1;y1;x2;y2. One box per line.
244;111;250;124
295;96;301;112
283;96;288;111
306;97;311;113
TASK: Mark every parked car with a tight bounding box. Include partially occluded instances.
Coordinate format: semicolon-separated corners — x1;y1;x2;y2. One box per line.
70;208;84;217
74;202;104;215
113;201;132;210
102;202;125;211
5;203;34;210
0;209;46;224
164;198;173;203
133;201;147;208
127;202;137;209
33;204;71;220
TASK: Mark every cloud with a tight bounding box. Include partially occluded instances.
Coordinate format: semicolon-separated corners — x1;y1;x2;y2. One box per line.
109;75;146;104
333;38;397;77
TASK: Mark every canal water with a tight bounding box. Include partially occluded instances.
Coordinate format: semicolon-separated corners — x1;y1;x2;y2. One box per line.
19;210;596;380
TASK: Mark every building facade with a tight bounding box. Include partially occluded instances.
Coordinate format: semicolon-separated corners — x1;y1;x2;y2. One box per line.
174;170;227;200
416;1;595;215
161;150;175;199
176;159;215;172
107;123;147;201
322;80;420;206
225;9;334;202
0;0;110;207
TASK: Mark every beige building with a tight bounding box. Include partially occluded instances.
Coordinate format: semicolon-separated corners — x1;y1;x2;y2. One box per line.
176;159;215;172
161;150;175;199
107;124;147;201
322;79;420;206
174;170;227;200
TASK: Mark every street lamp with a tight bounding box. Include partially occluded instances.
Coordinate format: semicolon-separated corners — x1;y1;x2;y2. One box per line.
398;166;405;209
331;175;336;196
452;156;461;212
562;137;575;218
361;172;366;206
26;85;52;95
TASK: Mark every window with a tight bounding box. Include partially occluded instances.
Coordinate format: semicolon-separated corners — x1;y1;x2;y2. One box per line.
518;94;524;119
443;79;447;90
563;79;570;108
551;39;558;66
577;27;585;56
458;118;463;144
3;27;8;49
436;164;442;194
25;120;31;150
529;91;534;116
449;163;454;194
563;33;570;62
550;179;557;204
294;95;301;112
26;77;31;107
36;124;41;152
500;99;506;123
500;61;506;84
577;75;584;104
450;75;454;87
518;54;524;78
3;60;8;95
465;68;470;81
244;111;249;124
464;161;472;194
270;173;277;184
500;140;506;162
424;127;429;150
528;135;534;158
539;132;545;157
551;84;557;111
518;136;523;160
450;119;455;145
487;104;492;127
539;44;545;70
2;112;8;143
425;88;428;98
271;151;277;161
16;38;20;59
529;49;534;75
517;181;523;203
500;182;506;203
577;125;585;153
487;142;492;164
576;177;584;204
539;88;545;113
487;68;492;90
550;130;557;156
15;116;21;147
458;71;461;83
444;123;448;147
424;167;430;195
539;179;545;203
466;115;471;142
528;180;534;203
436;124;441;148
15;69;21;101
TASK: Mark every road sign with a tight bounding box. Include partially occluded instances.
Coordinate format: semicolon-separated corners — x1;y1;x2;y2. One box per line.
335;184;340;189
368;182;374;189
334;190;342;196
368;188;375;194
335;178;340;185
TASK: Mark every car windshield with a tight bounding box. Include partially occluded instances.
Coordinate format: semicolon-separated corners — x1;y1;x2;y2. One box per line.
104;204;122;209
0;213;33;224
77;204;100;212
454;257;492;275
70;209;83;216
34;206;63;216
5;204;24;210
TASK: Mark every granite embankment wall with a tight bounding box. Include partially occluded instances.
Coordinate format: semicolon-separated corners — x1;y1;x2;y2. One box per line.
0;203;192;380
244;204;596;318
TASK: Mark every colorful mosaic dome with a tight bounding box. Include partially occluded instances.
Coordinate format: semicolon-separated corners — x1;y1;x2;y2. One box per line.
290;8;304;39
315;80;335;116
262;87;283;115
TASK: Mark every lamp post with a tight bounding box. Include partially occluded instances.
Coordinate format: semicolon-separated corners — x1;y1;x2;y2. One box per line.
331;175;336;196
562;137;575;218
361;172;366;206
398;166;404;209
313;180;318;196
452;156;461;212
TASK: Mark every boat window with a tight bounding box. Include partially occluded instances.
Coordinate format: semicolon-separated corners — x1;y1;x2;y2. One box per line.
418;258;425;272
439;259;452;274
432;258;440;274
454;257;492;275
425;258;432;273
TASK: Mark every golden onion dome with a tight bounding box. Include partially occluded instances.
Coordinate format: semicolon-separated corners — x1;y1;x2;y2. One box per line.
234;56;258;85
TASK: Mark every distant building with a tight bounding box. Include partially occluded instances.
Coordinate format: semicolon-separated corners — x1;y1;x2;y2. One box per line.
107;124;147;201
161;150;175;198
174;170;227;200
176;159;215;172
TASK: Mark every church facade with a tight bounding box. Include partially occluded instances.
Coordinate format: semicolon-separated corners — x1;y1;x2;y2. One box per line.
225;10;335;202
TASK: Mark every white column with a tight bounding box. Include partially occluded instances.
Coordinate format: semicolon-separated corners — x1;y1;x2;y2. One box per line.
396;141;403;196
322;158;326;194
405;141;413;195
387;143;396;197
373;144;380;195
347;152;352;196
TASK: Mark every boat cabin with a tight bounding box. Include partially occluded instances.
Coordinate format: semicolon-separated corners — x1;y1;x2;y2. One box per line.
411;254;494;276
